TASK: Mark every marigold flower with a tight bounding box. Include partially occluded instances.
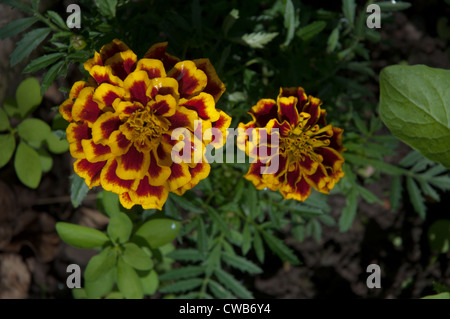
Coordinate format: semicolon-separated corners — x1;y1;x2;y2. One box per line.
60;39;230;210
238;87;345;201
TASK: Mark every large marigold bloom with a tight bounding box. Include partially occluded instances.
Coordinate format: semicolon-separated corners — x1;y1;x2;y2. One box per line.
238;87;344;201
60;39;230;210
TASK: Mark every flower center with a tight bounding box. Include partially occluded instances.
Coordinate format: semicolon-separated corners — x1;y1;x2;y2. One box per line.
127;108;170;151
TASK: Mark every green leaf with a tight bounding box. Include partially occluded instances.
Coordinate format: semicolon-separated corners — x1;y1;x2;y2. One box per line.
419;180;440;201
377;1;412;11
197;217;208;256
428;176;450;191
17;118;51;145
214;268;253;299
122;243;153;270
133;218;181;248
31;0;39;11
171;194;204;213
206;206;229;235
117;257;143;299
208;280;236;299
41;60;64;95
10;28;51;67
241;32;279;49
70;173;90;208
139;269;159;295
221;251;262;274
344;153;405;175
23;53;65;74
46;10;69;30
261;230;300;265
327;27;339;53
399;150;422;167
14;141;41;188
428;220;450;254
0;17;39;39
223;9;239;37
406;177;426;218
0;108;9;131
357;185;382;204
296;21;326;40
0;133;16;168
85;267;115;299
166;249;203;262
339;187;358;232
55;222;109;249
205;243;222;276
45;131;69;154
390;175;402;211
242;222;252;255
37;148;53;173
253;230;264;263
282;0;296;47
84;246;117;282
159;278;203;294
422;292;450;299
353;113;368;135
15;77;42;117
292;225;305;242
159;266;205;281
94;0;118;18
379;65;450;169
107;213;132;244
342;0;356;27
101;190;121;217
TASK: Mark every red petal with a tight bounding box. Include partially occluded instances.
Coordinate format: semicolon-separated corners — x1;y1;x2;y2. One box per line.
193;58;226;103
101;158;136;193
143;42;180;71
74;159;106;187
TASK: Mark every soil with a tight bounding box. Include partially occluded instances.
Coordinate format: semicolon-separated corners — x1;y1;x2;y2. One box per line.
0;3;449;299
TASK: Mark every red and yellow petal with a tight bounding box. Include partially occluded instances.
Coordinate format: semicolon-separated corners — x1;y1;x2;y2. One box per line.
143;42;180;71
83;51;103;73
71;87;102;126
123;70;151;105
113;100;144;119
282;176;312;201
59;99;74;122
91;112;123;144
99;39;130;64
116;144;150;181
100;158;137;194
209;110;231;148
105;49;137;80
153;136;174;167
303;164;330;193
74;159;106;188
167;162;191;191
167;106;199;132
147;152;171;186
328;127;344;153
244;161;268;190
277;96;299;126
193;58;226;103
89;65;123;86
136;58;167;79
129;176;169;210
249;99;278;127
66;120;93;145
69;81;88;99
108;130;132;156
180;92;220;121
266;118;291;136
278;87;308;111
149;94;177;117
119;192;135;209
172;161;211;196
314;147;345;173
167;61;207;98
81;139;113;162
92;83;126;110
298;153;319;176
148;77;180;100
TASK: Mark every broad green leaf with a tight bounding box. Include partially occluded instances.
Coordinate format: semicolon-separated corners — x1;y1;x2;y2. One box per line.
2;98;19;120
221;251;262;274
241;32;279;49
133;218;181;248
406;177;426;218
159;278;203;294
72;288;87;299
85;267;115;299
428;219;450;254
379;65;450;168
296;21;326;40
122;243;153;270
41;60;65;95
10;28;51;67
84;247;117;282
0;133;15;168
339;187;358;232
117;257;143;299
37;148;53;173
166;248;203;262
46;132;69;154
0;17;39;39
55;222;109;249
23;53;64;74
139;269;159;295
214;268;253;299
261;230;300;265
14;141;41;188
159;266;205;281
422;292;450;299
209;280;236;299
15;77;42;118
101;190;121;217
0;108;10;131
17;118;51;145
107;213;132;244
70;173;89;208
94;0;118;18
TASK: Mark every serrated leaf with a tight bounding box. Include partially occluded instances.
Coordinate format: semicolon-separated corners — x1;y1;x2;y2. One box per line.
357;185;382;204
214;268;253;299
344;153;405;175
17;118;51;145
23;53;65;74
353;113;368;135
171;194;204;213
41;60;65;95
0;133;16;168
223;9;239;37
94;0;118;18
107;213;132;244
159;278;203;294
261;230;300;265
0;17;39;39
399;150;422;167
70;173;90;208
56;222;109;249
206;206;229;235
122;243;153;270
242;222;252;255
339;187;358;232
406;177;426;218
14;141;41;188
209;280;236;299
419;180;440;201
390;175;402;211
197;217;207;256
428;176;450;191
292;225;305;242
15;77;42;117
117;257;143;299
221;251;262;274
296;21;326;40
159;266;205;281
253;230;264;263
10;28;51;67
241;32;279;49
85;246;117;282
205;243;222;276
380;65;450;169
166;249;203;262
46;10;69;30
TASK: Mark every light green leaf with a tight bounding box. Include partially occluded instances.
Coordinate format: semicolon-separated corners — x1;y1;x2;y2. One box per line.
101;190;121;217
10;28;51;67
14;141;41;188
55;222;109;249
46;132;69;154
0;108;10;131
296;20;326;40
117;257;143;299
0;17;39;39
241;32;279;49
37;148;53;173
122;243;153;271
221;251;262;274
223;9;239;37
422;292;450;299
159;278;203;294
379;65;450;169
17;118;51;145
107;213;132;244
70;173;90;208
327;27;339;53
15;77;42;117
0;133;15;168
133;218;181;248
139;269;159;296
85;267;115;299
23;53;65;74
406;177;426;218
84;246;117;282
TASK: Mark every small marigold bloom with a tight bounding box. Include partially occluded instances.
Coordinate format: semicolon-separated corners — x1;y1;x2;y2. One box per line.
238;87;345;201
60;39;230;210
